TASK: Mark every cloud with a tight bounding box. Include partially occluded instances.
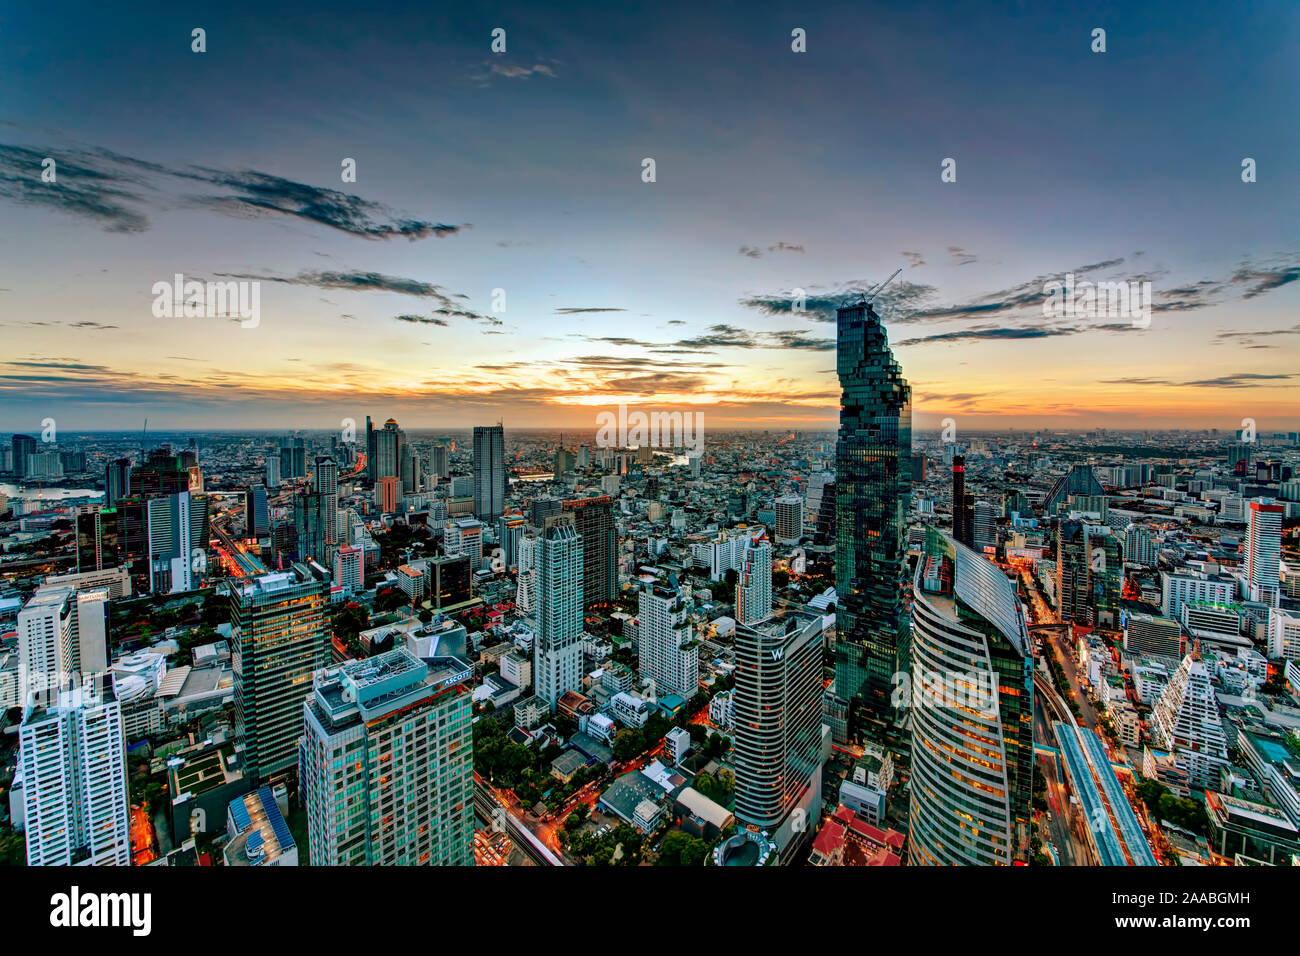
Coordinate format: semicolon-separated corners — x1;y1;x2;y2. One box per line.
901;251;925;268
739;278;938;323
739;241;806;258
394;314;449;327
555;307;627;314
0;141;467;240
1101;372;1295;389
488;62;556;80
895;325;1079;346
947;245;978;266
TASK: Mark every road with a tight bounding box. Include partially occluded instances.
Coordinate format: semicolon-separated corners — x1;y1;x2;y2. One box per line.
473;774;564;867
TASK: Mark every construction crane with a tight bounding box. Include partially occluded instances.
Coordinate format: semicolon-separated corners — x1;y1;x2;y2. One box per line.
863;268;902;305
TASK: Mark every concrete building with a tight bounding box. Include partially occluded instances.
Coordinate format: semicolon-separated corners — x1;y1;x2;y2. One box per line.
18;680;130;866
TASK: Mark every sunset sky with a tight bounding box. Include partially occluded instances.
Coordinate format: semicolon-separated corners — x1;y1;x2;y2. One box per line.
1;1;1297;433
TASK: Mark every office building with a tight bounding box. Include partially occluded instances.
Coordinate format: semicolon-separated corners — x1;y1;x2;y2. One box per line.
10;433;37;476
227;566;330;783
833;297;912;738
563;495;618;608
105;457;131;506
909;529;1034;865
245;485;270;538
76;507;119;572
495;513;525;572
301;647;474;866
733;610;826;864
952;455;973;548
774;495;804;545
473;424;506;521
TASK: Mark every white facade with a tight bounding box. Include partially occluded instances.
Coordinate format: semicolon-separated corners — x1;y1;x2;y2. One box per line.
637;584;699;701
17;586;73;705
534;517;584;710
1268;608;1300;663
1150;654;1229;792
19;684;130;865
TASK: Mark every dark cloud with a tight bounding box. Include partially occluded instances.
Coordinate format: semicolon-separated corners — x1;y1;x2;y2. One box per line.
395;314;449;327
947;245;978;265
739;241;805;258
0;141;467;240
901;251;925;268
555;307;627;314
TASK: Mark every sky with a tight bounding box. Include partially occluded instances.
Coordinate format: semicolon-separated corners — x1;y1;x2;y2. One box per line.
1;0;1297;434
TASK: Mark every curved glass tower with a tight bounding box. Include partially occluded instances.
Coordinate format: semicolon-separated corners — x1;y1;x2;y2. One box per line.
833;299;912;738
908;528;1034;865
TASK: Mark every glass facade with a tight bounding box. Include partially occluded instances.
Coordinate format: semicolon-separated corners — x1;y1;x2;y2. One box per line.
833;300;912;738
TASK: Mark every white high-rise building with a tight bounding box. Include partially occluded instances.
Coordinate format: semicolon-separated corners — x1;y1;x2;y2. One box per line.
736;538;772;625
1150;653;1229;792
1160;571;1236;621
774;495;804;545
515;531;540;612
17;586;73;704
333;544;364;595
1268;608;1300;663
147;490;194;594
444;518;484;564
265;456;281;489
19;681;130;865
1247;499;1283;603
533;515;584;710
637;583;699;700
1124;523;1158;567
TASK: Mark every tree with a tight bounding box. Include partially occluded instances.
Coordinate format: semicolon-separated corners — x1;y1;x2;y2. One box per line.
613;728;644;763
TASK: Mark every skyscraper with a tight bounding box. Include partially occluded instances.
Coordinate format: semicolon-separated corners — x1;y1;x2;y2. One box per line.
1247;498;1283;602
300;647;474;866
533;514;584;711
736;537;772;625
951;454;973;548
833;297;912;739
228;565;330;783
19;679;130;866
17;586;73;705
908;529;1034;865
105;457;131;506
245;485;270;537
76;507;119;572
733;610;826;864
563;495;618;608
146;490;195;594
473;424;506;521
10;433;37;476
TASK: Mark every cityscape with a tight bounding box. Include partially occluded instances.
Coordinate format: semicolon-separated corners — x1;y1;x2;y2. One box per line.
0;1;1295;929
